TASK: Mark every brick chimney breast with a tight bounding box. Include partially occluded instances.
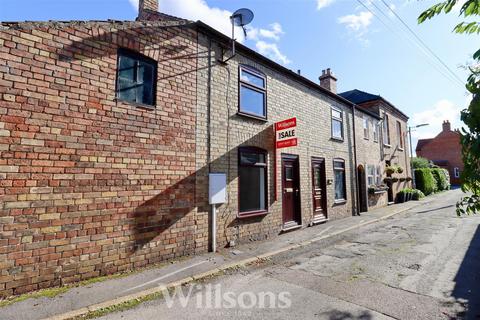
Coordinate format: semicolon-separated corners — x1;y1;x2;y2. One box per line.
139;0;159;13
442;120;451;132
319;68;337;94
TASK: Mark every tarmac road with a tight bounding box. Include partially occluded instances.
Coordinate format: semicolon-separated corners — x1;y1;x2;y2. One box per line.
98;189;480;320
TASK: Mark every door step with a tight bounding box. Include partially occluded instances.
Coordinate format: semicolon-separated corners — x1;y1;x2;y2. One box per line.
282;221;302;231
312;214;328;225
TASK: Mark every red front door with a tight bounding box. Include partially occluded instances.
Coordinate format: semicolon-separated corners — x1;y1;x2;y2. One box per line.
311;157;327;222
282;154;301;228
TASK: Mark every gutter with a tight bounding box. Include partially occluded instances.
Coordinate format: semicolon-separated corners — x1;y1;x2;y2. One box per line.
194;21;358;110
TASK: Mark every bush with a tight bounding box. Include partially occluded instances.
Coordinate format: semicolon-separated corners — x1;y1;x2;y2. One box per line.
415;168;437;195
396;189;406;203
412;189;425;200
441;169;451;190
411;157;430;169
431;168;450;191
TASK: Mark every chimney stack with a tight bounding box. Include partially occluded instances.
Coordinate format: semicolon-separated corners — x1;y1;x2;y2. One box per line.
139;0;159;17
442;120;451;132
319;68;337;94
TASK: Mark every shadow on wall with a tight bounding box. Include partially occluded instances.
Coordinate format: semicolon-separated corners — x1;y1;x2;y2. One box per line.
49;24;277;261
320;310;374;320
131;126;275;255
450;225;480;319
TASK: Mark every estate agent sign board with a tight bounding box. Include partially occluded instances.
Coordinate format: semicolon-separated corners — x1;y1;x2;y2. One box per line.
275;117;297;149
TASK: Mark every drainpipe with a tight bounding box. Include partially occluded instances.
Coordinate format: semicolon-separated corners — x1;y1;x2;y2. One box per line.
206;37;215;252
352;104;360;216
207;37;212;171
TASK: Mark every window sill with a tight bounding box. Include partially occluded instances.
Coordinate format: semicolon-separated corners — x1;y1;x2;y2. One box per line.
237;210;269;219
115;98;156;110
364;137;369;140
236;111;267;122
331;137;344;142
334;199;347;205
383;144;391;148
398;147;404;151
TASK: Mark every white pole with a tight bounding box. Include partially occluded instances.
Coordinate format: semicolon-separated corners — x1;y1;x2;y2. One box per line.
212;204;216;252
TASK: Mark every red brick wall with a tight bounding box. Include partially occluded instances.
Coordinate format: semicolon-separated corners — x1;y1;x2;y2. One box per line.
0;21;202;297
416;130;463;185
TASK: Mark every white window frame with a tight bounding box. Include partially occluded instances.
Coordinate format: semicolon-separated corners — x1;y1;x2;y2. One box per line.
373;120;379;142
363;116;369;140
331;107;344;140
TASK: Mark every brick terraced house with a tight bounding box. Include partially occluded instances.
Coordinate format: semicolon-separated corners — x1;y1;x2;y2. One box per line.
0;0;410;296
340;90;411;205
416;120;462;185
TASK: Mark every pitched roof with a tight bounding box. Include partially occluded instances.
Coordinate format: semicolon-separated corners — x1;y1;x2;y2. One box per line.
416;138;432;152
339;89;409;120
338;89;381;104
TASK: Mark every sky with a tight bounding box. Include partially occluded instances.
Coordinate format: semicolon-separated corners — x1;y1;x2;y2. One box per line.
0;0;477;154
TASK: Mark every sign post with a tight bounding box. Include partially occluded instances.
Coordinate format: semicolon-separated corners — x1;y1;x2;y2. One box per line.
274;117;297;201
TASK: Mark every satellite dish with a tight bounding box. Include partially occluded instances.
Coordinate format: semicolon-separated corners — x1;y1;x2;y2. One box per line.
224;8;254;62
231;8;254;27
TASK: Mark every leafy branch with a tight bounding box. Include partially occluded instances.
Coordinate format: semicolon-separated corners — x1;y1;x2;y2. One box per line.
418;0;480;215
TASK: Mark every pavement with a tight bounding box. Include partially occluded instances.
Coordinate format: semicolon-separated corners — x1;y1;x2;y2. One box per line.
0;189;474;320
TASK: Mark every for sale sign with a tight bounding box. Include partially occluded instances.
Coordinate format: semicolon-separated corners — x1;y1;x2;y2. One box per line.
275;117;297;149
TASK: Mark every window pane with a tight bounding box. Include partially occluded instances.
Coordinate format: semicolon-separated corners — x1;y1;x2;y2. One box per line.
240;85;265;117
285;166;293;181
240;69;265;88
239;166;266;212
314;168;321;187
140;63;154;105
376;166;382;185
334;160;344;170
334;169;345;200
118;78;137;102
332;109;342;119
240;151;265;165
332;119;343;139
118;55;136;80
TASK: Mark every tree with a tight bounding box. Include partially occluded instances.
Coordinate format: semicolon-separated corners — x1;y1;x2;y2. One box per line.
411;157;430;169
418;0;480;215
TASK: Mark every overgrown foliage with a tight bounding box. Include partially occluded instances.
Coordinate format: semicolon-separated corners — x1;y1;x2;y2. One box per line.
411;157;430;169
419;0;480;215
415;168;437;196
431;168;451;191
412;189;426;200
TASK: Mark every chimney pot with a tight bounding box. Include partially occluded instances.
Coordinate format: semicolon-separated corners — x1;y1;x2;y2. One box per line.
319;68;337;94
442;119;451;132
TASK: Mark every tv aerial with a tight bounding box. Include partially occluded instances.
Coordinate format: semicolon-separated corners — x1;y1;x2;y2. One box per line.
224;8;254;62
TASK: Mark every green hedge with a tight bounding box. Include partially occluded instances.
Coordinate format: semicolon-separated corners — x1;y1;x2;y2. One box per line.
415;168;437;195
431;168;450;191
412;189;425;200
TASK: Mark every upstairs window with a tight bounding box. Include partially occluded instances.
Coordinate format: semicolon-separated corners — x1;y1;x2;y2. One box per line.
238;147;267;215
116;49;157;106
396;121;404;149
372;120;379;142
333;159;346;201
331;107;344;140
239;66;267;119
383;114;391;145
363;116;369;140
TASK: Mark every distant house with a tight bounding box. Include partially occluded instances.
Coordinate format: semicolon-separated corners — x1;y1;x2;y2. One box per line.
339;89;411;207
416;120;463;185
